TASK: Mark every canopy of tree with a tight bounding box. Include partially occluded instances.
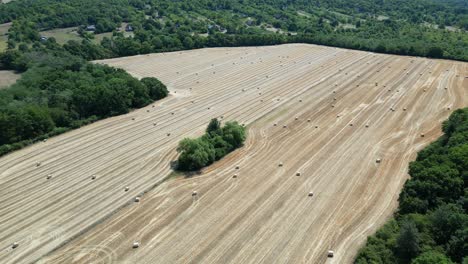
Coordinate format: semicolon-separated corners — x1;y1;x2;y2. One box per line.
355;108;468;264
0;0;467;61
0;47;168;156
177;118;246;171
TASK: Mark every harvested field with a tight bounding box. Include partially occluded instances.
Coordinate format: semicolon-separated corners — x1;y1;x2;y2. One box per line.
0;44;466;264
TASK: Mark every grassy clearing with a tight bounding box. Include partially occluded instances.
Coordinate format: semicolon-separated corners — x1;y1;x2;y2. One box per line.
0;70;20;88
0;22;11;51
40;27;82;44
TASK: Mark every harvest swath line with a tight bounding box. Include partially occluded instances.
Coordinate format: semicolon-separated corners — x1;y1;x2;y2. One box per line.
0;44;465;264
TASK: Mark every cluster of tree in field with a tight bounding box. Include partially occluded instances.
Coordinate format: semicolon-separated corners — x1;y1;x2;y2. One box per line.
0;0;467;61
0;48;168;156
355;108;468;264
177;119;246;171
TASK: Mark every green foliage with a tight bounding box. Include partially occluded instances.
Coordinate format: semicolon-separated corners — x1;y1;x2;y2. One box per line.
356;108;468;264
396;219;421;261
0;49;168;155
140;77;168;101
177;119;246;171
0;0;467;61
411;251;454;264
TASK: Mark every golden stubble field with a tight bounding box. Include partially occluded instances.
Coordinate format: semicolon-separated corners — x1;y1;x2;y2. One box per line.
0;44;466;264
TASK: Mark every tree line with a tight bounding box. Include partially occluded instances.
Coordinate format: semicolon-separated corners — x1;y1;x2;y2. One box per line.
177;118;246;171
0;47;168;156
0;0;467;61
355;108;468;264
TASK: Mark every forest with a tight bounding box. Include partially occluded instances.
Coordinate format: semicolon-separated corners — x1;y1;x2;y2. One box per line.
355;108;468;264
0;0;466;61
177;118;246;171
0;46;168;156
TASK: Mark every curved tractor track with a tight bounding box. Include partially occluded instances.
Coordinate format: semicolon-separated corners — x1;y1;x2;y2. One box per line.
0;44;466;264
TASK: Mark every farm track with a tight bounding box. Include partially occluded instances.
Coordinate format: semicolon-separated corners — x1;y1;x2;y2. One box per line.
0;44;466;264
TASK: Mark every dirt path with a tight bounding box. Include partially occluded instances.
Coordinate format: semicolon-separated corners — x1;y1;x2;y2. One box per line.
0;44;466;264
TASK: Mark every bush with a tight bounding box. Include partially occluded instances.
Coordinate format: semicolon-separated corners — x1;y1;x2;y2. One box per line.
176;119;246;171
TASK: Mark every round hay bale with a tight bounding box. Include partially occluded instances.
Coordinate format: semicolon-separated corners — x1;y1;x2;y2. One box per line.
124;187;129;192
12;242;19;249
307;119;311;122
36;162;41;167
274;123;277;126
308;192;314;197
420;133;425;138
283;125;287;128
232;174;237;178
134;197;140;202
365;124;369;128
192;191;198;196
376;158;381;163
167;133;171;136
132;118;135;121
278;162;283;167
295;117;299;120
235;165;240;169
296;172;301;176
146;110;150;113
328;250;334;257
133;242;140;248
349;123;353;126
91;175;96;180
315;125;319;128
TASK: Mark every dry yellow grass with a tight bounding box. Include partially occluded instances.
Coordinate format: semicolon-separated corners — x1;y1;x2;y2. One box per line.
0;70;20;88
0;44;466;264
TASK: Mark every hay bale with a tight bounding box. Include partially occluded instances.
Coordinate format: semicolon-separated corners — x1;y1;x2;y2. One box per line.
308;192;314;197
91;175;96;180
133;242;140;248
167;133;171;136
420;133;425;138
315;125;319;128
36;162;41;167
376;158;381;163
124;187;129;192
135;197;140;202
132;118;135;121
307;119;311;122
274;123;277;126
295;117;299;120
192;191;198;196
233;174;238;178
46;174;52;180
283;125;287;128
235;165;240;169
278;162;283;167
349;123;353;126
146;110;150;113
296;172;301;176
43;138;48;143
365;124;369;128
328;251;334;257
12;242;19;249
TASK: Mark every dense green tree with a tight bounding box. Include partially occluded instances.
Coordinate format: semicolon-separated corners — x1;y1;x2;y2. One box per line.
396;219;421;262
177;119;245;171
411;251;454;264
